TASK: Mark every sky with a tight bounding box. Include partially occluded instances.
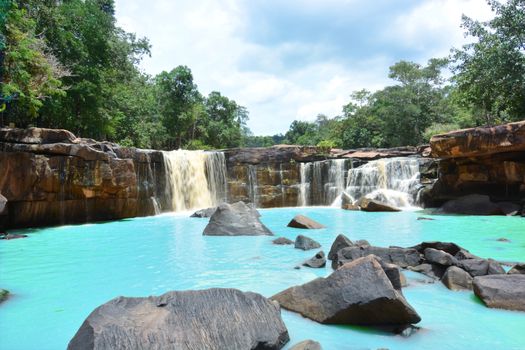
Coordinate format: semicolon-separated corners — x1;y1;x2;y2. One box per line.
115;0;494;136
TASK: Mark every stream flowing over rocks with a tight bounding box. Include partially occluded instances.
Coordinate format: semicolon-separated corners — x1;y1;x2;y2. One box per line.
68;288;290;350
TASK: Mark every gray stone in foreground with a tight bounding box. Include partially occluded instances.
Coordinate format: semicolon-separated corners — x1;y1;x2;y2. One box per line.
289;340;322;350
190;207;216;218
68;288;289;350
287;215;325;229
295;235;321;251
442;266;473;291
424;248;458;266
303;251;326;268
272;255;421;327
203;202;273;236
327;234;353;260
508;263;525;275
473;275;525;311
273;237;294;245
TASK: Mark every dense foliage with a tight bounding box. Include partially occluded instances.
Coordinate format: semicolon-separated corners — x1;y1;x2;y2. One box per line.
1;0;523;149
0;0;248;149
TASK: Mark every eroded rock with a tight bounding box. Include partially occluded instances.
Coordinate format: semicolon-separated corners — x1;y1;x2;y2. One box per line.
473;275;525;311
203;202;273;236
68;288;290;350
303;251;326;268
295;235;321;250
356;197;401;212
442;266;473;291
287;215;325;229
327;234;353;260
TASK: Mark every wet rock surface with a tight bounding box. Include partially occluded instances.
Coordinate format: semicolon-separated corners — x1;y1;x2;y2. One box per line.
68;288;290;350
287;215;325;229
203;202;273;236
442;266;473;290
190;207;216;218
473;275;525;311
303;251;326;268
294;235;321;250
272;255;421;327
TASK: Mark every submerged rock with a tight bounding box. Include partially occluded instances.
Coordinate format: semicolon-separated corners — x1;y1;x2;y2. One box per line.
327;234;353;260
273;237;294;245
295;235;321;251
508;263;525;275
356;197;401;212
441;266;473;291
473;275;525;311
303;251;326;268
287;215;325;229
272;255;421;328
0;289;9;303
289;340;322;350
333;245;421;269
68;288;290;350
203;202;273;236
190;207;216;218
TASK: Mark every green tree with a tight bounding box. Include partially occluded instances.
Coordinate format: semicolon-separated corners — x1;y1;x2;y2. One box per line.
452;0;525;124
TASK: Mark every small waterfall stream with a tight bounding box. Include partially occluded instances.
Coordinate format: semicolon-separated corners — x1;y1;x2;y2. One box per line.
341;157;421;208
161;150;227;212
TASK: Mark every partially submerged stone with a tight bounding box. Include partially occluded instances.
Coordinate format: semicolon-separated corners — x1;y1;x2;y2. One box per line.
190;207;216;218
203;202;273;236
287;215;325;229
356;197;401;212
289;340;322;350
273;237;294;245
295;235;321;251
303;251;326;268
327;234;353;260
442;266;473;291
68;288;290;350
272;255;421;328
473;275;525;311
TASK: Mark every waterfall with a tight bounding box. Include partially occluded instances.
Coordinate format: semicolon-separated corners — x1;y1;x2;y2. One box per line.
325;159;346;204
247;165;259;207
298;162;311;206
342;157;421;208
161;150;227;212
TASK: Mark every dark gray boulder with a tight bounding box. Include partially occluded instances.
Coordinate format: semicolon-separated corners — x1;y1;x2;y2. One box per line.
333;245;421;269
287;215;325;229
460;258;505;277
295;235;321;250
190;207;216;218
327;234;353;260
68;288;290;350
424;248;458;266
273;237;294;245
408;263;446;280
303;251;326;268
357;197;401;212
203;202;273;236
441;266;473;290
508;263;525;275
410;241;462;256
289;340;322;350
272;255;421;328
473;275;525;311
439;194;504;215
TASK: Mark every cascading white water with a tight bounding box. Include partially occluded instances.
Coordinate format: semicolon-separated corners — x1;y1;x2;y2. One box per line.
162;150;227;212
298;162;311;206
341;157;421;208
325;159;346;204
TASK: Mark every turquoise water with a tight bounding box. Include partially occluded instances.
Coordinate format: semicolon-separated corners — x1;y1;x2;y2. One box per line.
1;207;524;350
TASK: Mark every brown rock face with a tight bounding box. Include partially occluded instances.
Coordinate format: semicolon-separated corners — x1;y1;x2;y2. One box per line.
430;121;525;159
0;128;166;228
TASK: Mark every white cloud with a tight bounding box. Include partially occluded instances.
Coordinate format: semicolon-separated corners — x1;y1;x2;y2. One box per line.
115;0;496;135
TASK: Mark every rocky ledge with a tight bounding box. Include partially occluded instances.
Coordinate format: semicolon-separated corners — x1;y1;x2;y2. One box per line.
0;127;166;229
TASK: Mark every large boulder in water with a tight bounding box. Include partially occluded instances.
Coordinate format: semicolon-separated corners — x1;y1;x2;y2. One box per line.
203;202;273;236
333;245;421;269
442;266;473;290
473;275;525;311
439;194;505;215
272;255;421;328
424;248;458;267
190;207;216;218
287;215;325;229
68;288;290;350
356;197;401;212
459;258;505;277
